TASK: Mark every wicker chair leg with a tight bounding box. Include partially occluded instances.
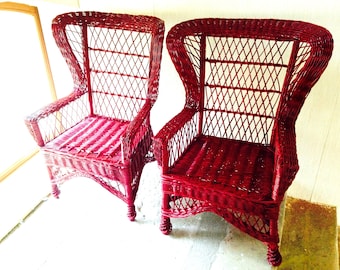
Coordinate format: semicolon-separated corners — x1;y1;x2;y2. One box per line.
127;205;136;221
51;184;60;198
267;243;282;266
160;216;172;235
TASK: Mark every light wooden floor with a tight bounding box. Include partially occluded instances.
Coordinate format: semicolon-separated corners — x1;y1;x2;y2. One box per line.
0;162;273;270
1;160;339;269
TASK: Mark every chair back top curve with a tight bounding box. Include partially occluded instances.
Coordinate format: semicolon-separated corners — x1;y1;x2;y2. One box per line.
52;11;164;121
166;19;333;145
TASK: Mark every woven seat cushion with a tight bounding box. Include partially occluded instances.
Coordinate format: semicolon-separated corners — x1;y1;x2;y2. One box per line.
44;116;128;164
168;135;274;201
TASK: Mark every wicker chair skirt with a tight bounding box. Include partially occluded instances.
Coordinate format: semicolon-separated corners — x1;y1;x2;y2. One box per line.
161;184;280;242
161;135;278;241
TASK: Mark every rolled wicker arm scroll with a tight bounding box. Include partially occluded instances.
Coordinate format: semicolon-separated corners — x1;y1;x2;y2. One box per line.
24;90;89;147
272;120;299;201
154;108;198;171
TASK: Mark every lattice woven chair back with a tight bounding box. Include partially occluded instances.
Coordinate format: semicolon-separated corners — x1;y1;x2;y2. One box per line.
53;12;162;122
154;18;332;266
201;36;294;144
170;19;332;144
25;11;164;221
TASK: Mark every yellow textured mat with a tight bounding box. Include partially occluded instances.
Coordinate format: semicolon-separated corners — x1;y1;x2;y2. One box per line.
277;197;338;270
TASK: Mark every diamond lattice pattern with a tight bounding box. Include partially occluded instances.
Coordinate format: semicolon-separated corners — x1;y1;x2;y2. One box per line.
39;93;90;144
204;37;293;144
65;24;84;77
88;26;152;121
185;36;295;144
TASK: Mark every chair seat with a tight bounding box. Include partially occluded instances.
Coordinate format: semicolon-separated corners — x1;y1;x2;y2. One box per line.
44;116;129;164
168;135;274;201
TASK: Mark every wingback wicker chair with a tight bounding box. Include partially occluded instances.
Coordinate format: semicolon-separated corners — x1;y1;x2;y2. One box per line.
153;18;333;266
25;11;164;221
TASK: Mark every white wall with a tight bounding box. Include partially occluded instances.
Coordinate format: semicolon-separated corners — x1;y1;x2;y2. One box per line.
35;0;340;223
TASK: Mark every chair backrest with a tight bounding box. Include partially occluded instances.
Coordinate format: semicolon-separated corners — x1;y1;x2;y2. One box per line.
52;11;164;121
166;19;333;145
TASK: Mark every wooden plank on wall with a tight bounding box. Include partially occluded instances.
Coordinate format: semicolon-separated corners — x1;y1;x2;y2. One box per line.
310;69;340;224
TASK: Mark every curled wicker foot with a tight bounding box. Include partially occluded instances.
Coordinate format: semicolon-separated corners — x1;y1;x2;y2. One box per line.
160;216;172;235
267;246;282;266
127;205;136;221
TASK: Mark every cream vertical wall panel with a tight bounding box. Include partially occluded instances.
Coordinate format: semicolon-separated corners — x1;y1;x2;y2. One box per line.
310;72;340;223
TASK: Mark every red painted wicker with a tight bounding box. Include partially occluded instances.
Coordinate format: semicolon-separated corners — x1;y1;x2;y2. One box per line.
154;18;333;266
25;11;164;221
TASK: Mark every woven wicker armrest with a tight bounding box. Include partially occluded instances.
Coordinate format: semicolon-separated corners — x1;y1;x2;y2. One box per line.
154;108;198;170
120;101;153;161
272;120;299;200
24;91;89;147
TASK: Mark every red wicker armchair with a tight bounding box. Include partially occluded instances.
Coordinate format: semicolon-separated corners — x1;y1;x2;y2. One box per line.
154;18;333;266
25;12;164;221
